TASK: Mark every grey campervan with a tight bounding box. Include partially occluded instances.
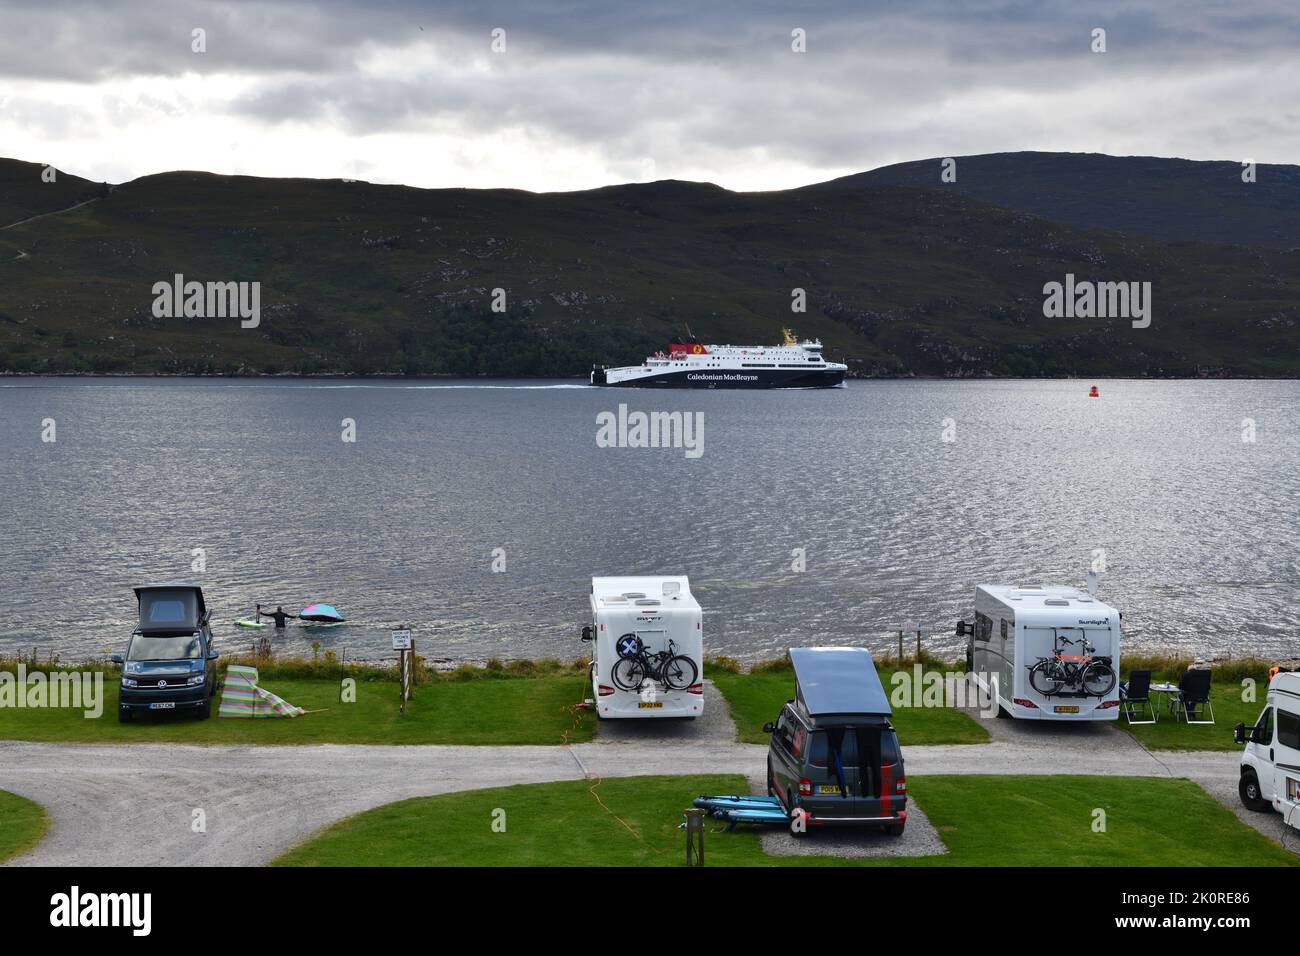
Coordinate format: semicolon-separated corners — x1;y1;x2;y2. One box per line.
764;647;907;835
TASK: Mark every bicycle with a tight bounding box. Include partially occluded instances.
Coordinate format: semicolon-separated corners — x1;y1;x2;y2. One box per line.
1027;634;1115;697
611;634;698;692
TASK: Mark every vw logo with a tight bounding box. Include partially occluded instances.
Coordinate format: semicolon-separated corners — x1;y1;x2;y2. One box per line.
158;680;167;688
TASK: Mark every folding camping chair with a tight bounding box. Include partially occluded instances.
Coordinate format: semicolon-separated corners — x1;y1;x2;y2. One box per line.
1172;669;1215;724
1120;669;1157;724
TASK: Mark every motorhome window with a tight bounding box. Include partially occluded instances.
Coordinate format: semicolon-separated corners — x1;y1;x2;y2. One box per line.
1254;707;1274;744
1278;709;1300;750
127;634;203;661
975;612;993;642
1000;619;1008;639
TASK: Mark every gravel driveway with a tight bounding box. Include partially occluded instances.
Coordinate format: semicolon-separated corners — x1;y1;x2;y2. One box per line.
2;708;1294;865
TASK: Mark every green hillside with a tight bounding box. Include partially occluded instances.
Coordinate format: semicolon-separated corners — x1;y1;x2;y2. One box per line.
1;157;1297;376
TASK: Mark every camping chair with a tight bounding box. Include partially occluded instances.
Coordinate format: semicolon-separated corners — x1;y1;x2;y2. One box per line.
1172;669;1214;724
1120;669;1156;724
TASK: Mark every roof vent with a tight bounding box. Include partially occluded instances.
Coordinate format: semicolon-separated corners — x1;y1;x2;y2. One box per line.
635;599;660;607
623;592;646;600
1044;598;1070;606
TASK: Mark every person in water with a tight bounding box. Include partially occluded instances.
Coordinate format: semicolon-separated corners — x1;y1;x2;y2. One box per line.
256;604;298;629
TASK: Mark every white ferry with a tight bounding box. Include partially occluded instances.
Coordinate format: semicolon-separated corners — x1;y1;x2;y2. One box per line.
591;329;847;389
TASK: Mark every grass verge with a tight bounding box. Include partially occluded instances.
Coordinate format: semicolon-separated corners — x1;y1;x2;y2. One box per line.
710;667;991;745
0;790;48;863
0;673;595;746
272;773;1297;867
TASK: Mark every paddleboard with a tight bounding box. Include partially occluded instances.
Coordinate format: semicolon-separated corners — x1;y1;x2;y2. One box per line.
299;620;345;629
235;619;267;629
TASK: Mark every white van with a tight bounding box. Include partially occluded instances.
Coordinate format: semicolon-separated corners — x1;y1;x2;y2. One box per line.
1236;671;1300;831
960;584;1121;721
582;576;704;719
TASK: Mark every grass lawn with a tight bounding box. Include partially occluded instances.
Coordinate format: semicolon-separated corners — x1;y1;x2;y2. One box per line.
273;773;1295;867
0;674;595;746
0;790;48;863
1116;683;1260;752
711;669;991;746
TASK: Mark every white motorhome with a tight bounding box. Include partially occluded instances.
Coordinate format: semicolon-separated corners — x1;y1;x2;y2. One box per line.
1236;671;1300;832
960;584;1121;721
583;576;704;719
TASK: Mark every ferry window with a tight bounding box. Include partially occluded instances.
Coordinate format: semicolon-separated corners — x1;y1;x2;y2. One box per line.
1278;709;1300;750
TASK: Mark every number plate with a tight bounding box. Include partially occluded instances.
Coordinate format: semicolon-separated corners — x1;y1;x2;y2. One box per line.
1054;705;1080;714
638;701;663;709
817;785;840;794
149;702;176;710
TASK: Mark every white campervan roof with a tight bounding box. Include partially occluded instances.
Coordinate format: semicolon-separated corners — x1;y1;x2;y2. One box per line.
591;576;698;611
978;584;1119;626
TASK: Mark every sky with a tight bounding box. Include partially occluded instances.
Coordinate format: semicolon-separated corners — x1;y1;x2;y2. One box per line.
1;0;1298;193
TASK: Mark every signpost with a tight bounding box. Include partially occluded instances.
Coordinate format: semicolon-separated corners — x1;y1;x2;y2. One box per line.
393;628;414;715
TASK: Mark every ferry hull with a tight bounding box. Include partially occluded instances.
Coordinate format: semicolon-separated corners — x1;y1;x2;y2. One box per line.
591;367;845;389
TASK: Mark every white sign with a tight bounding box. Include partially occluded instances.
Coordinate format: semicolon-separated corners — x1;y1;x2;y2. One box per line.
391;629;412;651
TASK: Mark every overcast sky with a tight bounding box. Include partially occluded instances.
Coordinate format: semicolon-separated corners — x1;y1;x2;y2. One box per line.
2;0;1298;192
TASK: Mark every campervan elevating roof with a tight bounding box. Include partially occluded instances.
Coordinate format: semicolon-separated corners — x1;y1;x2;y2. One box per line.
790;647;891;719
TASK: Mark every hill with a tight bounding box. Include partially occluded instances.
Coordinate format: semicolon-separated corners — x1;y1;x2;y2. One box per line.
0;156;1297;377
809;152;1300;249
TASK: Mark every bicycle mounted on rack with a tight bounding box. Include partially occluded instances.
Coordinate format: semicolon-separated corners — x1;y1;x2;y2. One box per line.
611;633;699;692
1027;633;1116;698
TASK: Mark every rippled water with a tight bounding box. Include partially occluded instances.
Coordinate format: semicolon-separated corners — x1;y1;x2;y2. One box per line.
1;378;1297;664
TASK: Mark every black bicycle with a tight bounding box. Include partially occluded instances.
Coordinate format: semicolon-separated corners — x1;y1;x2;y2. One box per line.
1028;635;1115;697
611;634;698;691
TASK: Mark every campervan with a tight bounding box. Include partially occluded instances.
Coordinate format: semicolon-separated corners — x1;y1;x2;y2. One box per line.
764;647;907;835
1235;671;1300;832
113;584;219;721
958;584;1121;721
582;576;703;719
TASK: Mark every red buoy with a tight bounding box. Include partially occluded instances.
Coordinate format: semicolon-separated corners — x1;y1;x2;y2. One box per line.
1088;385;1100;398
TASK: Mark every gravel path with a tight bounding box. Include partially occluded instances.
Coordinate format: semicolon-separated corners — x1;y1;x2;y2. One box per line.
2;706;1295;865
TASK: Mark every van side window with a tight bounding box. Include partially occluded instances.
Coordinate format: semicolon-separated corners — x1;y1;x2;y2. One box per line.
776;710;797;755
975;612;993;642
1278;709;1300;750
792;725;807;758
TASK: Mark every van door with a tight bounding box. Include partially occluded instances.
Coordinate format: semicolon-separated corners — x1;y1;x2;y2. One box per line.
1272;705;1300;823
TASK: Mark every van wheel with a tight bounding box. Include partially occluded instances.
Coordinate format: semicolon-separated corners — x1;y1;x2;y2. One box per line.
1239;772;1271;812
196;700;211;720
766;757;776;797
996;704;1011;719
118;708;131;723
887;821;906;837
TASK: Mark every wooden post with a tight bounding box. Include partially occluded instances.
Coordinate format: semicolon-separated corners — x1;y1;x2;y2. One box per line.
897;630;904;664
684;808;705;866
916;629;922;662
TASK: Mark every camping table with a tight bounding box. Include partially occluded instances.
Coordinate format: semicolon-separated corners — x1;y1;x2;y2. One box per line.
1150;682;1182;715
